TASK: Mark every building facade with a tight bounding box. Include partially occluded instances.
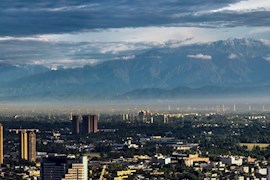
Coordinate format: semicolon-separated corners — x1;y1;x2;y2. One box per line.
20;130;28;160
82;115;91;134
90;115;98;133
71;115;80;134
28;131;36;162
0;123;3;165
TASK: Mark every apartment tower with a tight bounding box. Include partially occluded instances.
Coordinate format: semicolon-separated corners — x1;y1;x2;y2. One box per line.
90;115;98;133
0;123;3;165
82;115;91;134
28;131;36;162
20;130;28;160
20;130;36;162
71;115;80;134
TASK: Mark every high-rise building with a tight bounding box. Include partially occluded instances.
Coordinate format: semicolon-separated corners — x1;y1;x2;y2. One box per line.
82;115;98;134
90;115;98;133
28;131;36;162
0;123;3;166
20;130;28;160
61;156;88;180
72;115;80;134
41;157;68;180
82;115;91;134
20;130;37;162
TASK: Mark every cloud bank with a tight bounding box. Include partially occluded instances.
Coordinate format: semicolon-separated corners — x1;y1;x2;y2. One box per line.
187;54;212;60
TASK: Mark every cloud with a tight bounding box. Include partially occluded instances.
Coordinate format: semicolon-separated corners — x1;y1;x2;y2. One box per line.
212;0;270;12
1;0;269;36
260;39;270;46
264;56;270;61
121;55;136;61
228;53;238;59
187;54;212;60
0;40;152;67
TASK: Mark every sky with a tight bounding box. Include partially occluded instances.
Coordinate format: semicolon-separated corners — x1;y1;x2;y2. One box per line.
0;0;270;69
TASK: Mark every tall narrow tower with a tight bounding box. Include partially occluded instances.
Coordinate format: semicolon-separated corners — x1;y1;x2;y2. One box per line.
28;131;36;162
82;115;91;134
0;123;3;165
90;115;98;133
72;115;80;134
20;130;28;160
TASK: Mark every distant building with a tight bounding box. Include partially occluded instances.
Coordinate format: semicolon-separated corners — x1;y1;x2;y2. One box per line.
184;154;210;167
20;130;28;160
90;115;98;133
82;115;91;134
82;115;98;134
41;157;69;180
138;111;146;122
152;154;171;165
61;156;88;180
71;115;80;134
20;130;37;162
220;156;243;166
28;131;36;162
0;123;3;166
122;114;129;121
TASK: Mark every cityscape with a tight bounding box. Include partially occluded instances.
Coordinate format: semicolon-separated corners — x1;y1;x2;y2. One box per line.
1;0;270;179
0;108;270;179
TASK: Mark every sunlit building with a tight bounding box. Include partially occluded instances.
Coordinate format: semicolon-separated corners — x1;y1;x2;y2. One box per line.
28;131;36;162
20;130;36;162
61;156;88;180
0;123;3;165
20;130;28;160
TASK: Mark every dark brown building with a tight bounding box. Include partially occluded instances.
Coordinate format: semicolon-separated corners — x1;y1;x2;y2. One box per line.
82;115;98;133
82;115;91;134
71;115;80;134
90;115;98;133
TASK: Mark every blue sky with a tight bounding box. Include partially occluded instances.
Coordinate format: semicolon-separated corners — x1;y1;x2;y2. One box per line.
0;0;270;68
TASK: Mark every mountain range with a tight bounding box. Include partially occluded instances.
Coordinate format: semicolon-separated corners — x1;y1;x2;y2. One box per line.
1;38;270;101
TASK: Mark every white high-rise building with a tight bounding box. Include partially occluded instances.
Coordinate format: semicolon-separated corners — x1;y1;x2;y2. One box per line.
61;156;88;180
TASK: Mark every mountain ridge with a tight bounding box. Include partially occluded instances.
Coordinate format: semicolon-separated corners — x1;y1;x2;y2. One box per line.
1;38;270;100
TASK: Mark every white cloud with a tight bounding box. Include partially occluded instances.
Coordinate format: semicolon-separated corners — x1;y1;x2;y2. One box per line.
260;39;270;46
40;27;214;44
39;26;270;46
212;0;270;12
99;43;149;54
187;54;212;60
31;58;98;69
228;53;238;60
0;36;51;42
122;55;136;61
264;56;270;61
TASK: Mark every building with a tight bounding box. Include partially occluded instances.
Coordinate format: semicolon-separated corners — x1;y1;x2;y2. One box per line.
28;131;36;162
220;156;243;166
90;115;98;133
20;130;36;162
61;156;88;180
72;115;80;134
0;123;3;166
41;157;69;180
184;154;210;167
20;130;28;160
82;115;91;134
